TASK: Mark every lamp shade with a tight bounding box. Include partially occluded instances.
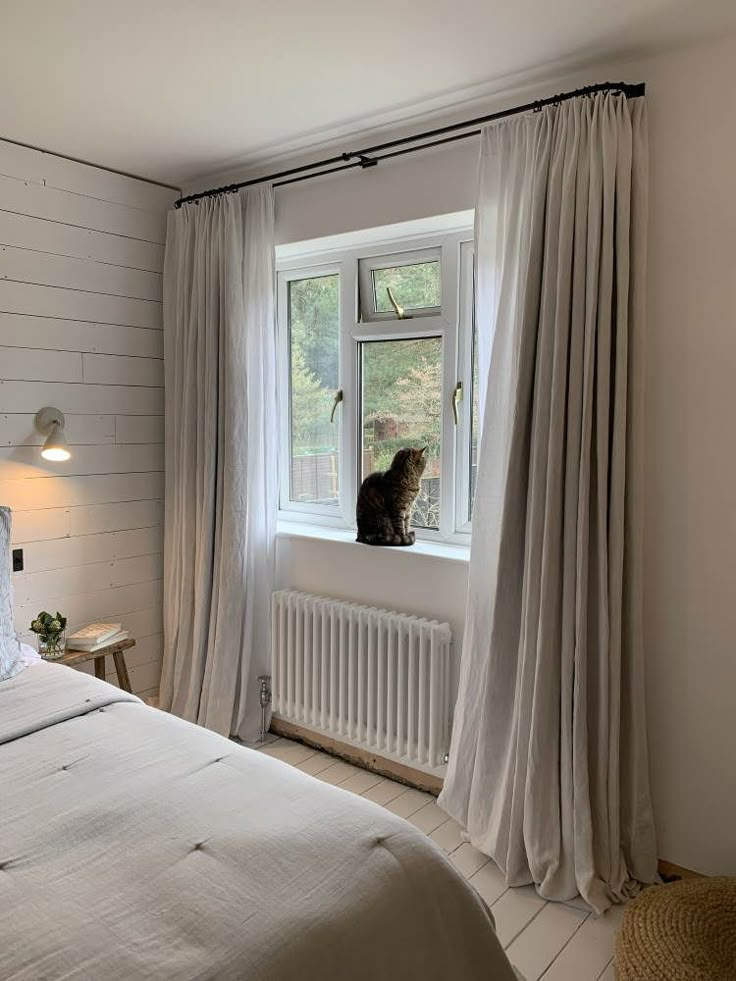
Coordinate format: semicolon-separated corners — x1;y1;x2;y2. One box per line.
35;407;71;463
42;424;71;462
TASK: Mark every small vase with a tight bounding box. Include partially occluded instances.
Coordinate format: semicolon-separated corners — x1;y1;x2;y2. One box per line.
39;632;66;659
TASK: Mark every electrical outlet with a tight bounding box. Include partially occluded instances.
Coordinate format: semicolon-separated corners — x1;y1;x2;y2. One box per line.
12;548;23;572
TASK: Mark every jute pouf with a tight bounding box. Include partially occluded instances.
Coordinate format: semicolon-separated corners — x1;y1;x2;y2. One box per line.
615;877;736;980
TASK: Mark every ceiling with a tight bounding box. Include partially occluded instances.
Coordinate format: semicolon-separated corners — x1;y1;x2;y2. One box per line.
1;0;734;187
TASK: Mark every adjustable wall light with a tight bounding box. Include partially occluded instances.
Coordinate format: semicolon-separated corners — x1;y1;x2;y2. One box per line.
35;407;71;462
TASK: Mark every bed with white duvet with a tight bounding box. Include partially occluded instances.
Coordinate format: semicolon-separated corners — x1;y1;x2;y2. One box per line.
0;660;517;981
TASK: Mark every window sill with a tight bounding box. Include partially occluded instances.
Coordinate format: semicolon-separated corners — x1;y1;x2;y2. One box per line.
276;521;470;563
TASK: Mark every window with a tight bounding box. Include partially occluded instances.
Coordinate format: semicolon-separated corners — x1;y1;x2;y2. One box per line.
359;249;442;321
286;273;340;506
360;337;442;529
278;219;478;544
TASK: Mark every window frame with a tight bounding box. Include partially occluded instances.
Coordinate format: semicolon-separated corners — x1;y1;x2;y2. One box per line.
454;240;476;535
277;222;475;545
358;246;442;322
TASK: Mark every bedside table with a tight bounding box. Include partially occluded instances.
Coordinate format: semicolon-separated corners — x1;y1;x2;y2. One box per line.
46;638;136;693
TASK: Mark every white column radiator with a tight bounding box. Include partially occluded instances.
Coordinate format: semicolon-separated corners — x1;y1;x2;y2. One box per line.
271;589;452;772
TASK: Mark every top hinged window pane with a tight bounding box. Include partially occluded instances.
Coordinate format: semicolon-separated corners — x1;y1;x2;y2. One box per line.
359;248;441;322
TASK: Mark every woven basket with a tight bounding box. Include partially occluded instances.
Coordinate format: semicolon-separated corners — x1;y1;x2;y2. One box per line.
615;877;736;980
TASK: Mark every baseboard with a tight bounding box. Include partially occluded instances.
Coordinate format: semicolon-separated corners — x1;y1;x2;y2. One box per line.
269;718;443;795
270;720;709;875
657;859;704;881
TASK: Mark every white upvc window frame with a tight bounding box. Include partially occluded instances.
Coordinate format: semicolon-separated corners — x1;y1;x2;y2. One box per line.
358;246;442;322
454;240;476;535
277;218;475;546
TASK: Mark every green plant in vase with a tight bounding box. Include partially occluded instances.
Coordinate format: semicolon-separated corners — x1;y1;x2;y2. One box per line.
30;610;67;659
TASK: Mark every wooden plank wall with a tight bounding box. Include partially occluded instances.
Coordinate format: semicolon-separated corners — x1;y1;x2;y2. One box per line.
0;139;177;698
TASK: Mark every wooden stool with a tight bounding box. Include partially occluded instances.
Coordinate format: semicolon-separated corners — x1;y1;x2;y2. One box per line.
48;638;136;693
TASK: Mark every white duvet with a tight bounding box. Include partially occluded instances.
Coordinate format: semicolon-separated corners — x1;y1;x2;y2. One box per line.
0;663;516;981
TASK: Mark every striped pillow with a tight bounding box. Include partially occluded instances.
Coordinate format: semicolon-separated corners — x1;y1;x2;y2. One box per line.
0;507;25;682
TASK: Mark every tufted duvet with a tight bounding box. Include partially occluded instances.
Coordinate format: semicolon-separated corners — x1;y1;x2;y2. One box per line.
0;663;516;981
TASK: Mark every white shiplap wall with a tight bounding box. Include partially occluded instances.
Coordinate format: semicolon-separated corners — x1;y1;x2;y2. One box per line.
0;139;177;698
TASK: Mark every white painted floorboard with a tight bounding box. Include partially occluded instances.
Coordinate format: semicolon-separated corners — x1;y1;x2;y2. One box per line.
258;738;623;981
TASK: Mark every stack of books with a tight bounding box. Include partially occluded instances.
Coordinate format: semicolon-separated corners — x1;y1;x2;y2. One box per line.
67;622;129;653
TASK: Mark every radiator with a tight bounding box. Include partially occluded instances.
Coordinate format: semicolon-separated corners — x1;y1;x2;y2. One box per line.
271;589;452;772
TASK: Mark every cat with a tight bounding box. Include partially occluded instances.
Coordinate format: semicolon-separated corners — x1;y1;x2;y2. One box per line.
356;447;427;546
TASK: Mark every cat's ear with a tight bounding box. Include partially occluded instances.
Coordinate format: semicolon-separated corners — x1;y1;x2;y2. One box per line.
420;446;428;456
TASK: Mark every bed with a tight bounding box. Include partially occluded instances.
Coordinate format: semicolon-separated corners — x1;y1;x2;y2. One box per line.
0;659;517;981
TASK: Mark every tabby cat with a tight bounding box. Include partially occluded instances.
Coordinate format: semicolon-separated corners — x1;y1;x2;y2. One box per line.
356;447;427;546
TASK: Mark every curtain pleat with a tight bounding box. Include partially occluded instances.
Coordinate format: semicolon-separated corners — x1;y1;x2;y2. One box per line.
439;94;658;912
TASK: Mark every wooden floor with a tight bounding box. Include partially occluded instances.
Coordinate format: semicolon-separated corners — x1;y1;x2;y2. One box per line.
258;737;623;981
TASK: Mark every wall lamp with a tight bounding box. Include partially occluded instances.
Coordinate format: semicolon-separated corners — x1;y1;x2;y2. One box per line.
35;407;71;462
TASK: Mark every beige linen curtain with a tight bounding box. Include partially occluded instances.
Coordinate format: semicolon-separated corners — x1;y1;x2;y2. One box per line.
160;187;277;744
439;93;658;912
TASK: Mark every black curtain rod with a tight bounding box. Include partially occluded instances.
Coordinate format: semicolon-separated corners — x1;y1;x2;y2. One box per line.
175;80;645;207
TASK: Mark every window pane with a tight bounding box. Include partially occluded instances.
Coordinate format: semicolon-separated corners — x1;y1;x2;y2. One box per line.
288;274;340;505
360;337;442;530
372;261;441;314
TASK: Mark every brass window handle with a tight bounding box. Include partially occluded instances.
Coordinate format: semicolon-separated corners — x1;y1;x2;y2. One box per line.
330;388;344;423
451;381;463;425
386;286;407;320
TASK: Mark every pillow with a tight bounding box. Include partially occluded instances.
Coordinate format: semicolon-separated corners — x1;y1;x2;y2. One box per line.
0;507;25;682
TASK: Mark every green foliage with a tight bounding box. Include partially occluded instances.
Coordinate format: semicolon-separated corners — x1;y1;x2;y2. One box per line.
290;347;335;453
30;610;67;639
362;338;442;474
372;260;441;313
289;275;340;459
289;274;339;390
395;353;442;447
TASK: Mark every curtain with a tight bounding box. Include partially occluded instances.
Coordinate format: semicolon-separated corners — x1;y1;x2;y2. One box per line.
438;93;658;913
159;187;277;744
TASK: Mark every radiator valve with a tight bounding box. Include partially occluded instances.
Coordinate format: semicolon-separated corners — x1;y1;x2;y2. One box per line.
258;675;272;743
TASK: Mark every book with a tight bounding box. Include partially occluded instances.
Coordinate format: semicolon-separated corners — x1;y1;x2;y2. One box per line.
67;622;123;648
68;630;129;653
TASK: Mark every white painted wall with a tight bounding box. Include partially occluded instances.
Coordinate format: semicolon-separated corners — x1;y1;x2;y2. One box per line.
0;139;176;697
272;33;736;874
276;535;469;696
639;34;736;879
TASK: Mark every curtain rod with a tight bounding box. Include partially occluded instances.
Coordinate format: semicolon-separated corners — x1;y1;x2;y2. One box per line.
175;80;645;208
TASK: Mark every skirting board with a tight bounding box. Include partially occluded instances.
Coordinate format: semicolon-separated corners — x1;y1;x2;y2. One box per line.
270;720;705;877
657;859;704;881
269;718;443;795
